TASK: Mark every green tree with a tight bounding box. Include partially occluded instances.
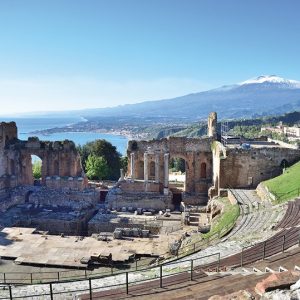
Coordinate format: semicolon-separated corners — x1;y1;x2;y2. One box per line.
78;139;122;180
169;158;185;173
32;160;42;179
86;155;109;180
120;156;128;173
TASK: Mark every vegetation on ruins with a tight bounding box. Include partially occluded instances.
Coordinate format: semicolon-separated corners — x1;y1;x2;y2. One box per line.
77;139;122;180
202;197;239;240
263;161;300;203
32;160;42;179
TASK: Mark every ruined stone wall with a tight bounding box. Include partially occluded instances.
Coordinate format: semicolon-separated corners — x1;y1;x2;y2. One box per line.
106;186;173;211
0;122;17;149
118;180;162;193
88;221;145;235
213;143;300;190
45;176;87;191
127;136;213;195
17;213;93;236
16;138;85;185
0;122;87;190
0;186;31;212
0;122;18;178
27;187;98;209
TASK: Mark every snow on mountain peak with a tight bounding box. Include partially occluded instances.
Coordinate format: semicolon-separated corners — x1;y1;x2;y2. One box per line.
240;75;300;87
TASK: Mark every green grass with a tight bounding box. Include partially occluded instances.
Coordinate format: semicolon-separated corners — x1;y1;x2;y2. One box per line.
202;197;240;240
263;161;300;204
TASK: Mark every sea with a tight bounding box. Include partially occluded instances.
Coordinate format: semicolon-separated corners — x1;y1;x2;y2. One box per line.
1;117;128;155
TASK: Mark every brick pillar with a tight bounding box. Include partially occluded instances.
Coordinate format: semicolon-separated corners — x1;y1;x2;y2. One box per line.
130;153;135;179
155;154;160;183
164;153;169;194
144;153;148;182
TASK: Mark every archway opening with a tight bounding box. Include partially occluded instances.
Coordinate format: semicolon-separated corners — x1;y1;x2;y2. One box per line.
149;161;155;180
137;160;144;180
200;162;207;179
280;159;289;169
31;155;43;186
169;157;186;210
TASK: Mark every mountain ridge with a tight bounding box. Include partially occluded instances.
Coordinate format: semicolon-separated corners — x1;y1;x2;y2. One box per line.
3;75;300;121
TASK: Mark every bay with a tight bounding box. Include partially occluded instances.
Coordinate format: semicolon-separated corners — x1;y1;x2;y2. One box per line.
1;117;128;155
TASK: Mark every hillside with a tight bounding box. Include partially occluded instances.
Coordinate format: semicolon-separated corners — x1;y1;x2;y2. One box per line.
263;161;300;203
169;111;300;139
29;76;300;139
13;75;300;124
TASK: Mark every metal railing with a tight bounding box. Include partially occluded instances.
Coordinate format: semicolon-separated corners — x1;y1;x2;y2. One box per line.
272;188;300;203
0;229;299;299
0;252;221;299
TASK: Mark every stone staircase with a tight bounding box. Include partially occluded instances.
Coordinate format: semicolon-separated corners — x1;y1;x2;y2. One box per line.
188;212;200;226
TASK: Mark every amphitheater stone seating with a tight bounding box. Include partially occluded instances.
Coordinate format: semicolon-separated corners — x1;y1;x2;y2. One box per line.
274;198;300;230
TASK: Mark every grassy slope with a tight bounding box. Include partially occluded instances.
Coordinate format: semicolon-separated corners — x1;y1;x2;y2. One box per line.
202;197;239;239
264;161;300;203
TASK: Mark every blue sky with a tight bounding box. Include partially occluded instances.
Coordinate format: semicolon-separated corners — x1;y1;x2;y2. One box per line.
0;0;300;115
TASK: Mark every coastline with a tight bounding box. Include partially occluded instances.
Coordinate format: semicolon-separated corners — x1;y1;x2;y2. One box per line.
29;128;148;141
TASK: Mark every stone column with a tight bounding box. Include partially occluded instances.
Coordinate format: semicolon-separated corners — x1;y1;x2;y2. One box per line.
155;154;160;183
164;153;169;194
208;112;217;138
119;168;124;181
144;153;148;182
130;153;135;179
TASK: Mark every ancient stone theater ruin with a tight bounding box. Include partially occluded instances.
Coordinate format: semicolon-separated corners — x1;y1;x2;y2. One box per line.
106;111;300;211
1;112;300;274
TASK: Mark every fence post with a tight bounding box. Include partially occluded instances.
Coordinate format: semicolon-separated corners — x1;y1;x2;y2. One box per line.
136;259;138;270
85;269;87;279
49;283;53;300
89;278;92;300
217;253;220;272
3;273;6;284
190;260;193;281
57;271;60;282
160;265;163;288
30;273;33;284
240;247;244;267
282;235;286;252
126;272;129;294
9;285;12;300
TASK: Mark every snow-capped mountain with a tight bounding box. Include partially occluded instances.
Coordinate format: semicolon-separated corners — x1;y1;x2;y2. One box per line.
18;75;300;122
80;75;300;121
240;75;300;88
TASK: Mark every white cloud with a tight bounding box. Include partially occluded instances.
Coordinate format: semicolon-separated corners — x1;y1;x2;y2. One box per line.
0;77;213;115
